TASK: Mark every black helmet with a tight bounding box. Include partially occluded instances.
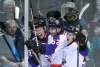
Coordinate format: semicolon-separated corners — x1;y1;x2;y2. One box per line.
33;16;46;28
46;10;61;19
48;18;63;28
64;25;77;34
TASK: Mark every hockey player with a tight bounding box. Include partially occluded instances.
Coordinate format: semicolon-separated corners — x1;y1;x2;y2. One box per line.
63;2;82;32
45;17;66;67
25;16;48;67
63;26;87;67
46;10;64;34
63;2;89;62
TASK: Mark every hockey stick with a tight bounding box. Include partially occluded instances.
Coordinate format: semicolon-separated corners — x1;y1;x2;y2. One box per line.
24;0;41;67
77;3;90;67
30;0;42;66
77;44;79;67
79;3;90;20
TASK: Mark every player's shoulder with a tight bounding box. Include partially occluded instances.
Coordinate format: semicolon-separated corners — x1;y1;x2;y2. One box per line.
66;41;78;49
71;42;78;47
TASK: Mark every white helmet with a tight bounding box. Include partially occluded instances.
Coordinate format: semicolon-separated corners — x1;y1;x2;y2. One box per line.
61;2;76;18
62;2;76;9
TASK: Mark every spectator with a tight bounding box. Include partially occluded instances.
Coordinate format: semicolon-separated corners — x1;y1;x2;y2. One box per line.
91;26;100;67
0;19;24;67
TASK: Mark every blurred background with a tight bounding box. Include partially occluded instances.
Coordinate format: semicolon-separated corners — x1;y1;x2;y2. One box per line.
0;0;100;67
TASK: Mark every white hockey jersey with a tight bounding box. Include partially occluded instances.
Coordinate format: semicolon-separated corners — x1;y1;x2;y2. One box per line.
45;33;67;65
62;42;86;67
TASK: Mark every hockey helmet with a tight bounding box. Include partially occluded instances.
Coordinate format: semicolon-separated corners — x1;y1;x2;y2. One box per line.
48;18;63;28
33;16;46;28
46;10;61;19
64;25;77;34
